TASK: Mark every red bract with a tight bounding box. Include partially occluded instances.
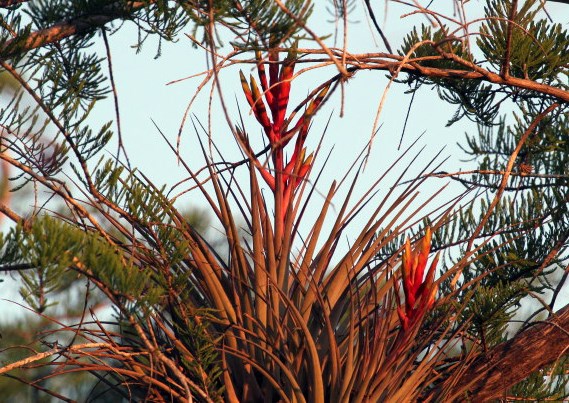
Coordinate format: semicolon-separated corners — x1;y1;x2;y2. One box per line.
396;227;439;331
239;48;329;229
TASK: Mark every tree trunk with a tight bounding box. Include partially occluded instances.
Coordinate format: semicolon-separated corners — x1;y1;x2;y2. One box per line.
442;303;569;401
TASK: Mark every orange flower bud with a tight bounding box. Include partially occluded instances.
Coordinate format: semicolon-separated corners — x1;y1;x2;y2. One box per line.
397;228;439;332
249;76;272;131
239;70;255;108
255;51;273;105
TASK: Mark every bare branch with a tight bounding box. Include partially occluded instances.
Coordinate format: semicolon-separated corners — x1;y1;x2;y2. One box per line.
364;0;393;53
0;343;109;375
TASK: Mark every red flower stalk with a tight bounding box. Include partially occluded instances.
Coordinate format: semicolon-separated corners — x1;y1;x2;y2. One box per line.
239;47;329;229
395;227;440;331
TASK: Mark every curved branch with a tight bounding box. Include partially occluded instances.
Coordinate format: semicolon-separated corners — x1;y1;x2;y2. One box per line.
237;49;569;103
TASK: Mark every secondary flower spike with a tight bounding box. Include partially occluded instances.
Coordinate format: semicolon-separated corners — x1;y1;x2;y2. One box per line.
396;227;440;331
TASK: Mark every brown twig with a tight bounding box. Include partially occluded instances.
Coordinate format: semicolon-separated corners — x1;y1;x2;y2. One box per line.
466;102;559;251
0;343;109;375
501;0;518;78
364;0;393;53
102;29;129;168
273;0;349;77
0;202;22;225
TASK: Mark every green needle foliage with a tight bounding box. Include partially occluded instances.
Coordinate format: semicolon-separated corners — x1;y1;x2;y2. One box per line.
0;0;568;401
478;0;569;81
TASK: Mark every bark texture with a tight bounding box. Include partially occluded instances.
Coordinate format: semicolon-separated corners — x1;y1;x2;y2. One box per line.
445;304;569;401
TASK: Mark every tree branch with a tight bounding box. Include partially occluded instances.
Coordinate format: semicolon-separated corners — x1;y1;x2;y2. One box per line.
265;49;569;103
0;0;30;7
444;303;569;401
0;1;148;60
0;342;109;375
466;102;559;251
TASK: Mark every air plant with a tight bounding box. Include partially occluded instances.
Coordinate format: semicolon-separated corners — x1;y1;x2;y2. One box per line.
0;47;463;403
211;48;454;401
1;1;567;401
396;227;440;332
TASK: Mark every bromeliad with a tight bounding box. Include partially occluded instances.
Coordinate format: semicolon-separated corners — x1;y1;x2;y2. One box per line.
395;227;439;331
